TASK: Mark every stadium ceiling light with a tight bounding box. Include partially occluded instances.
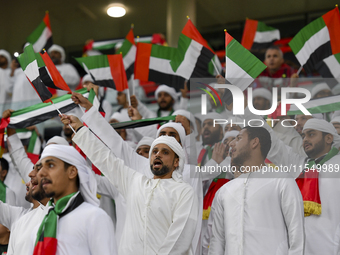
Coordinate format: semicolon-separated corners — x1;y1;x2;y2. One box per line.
106;4;126;18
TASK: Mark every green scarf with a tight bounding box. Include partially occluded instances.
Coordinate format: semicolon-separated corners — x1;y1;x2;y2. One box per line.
0;180;7;203
33;192;83;255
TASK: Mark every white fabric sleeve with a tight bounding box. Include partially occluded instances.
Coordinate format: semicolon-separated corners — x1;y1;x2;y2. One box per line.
73;127;142;198
208;192;225;254
281;179;305;255
0;201;29;230
157;187;199;254
137;100;157;119
88;208;118;255
81;106;150;177
95;175;120;200
6;188;16;206
7;133;34;183
185;133;198;165
177;97;188;110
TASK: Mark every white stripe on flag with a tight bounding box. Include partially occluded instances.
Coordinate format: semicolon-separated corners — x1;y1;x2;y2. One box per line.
149;56;177;75
10;92;90;125
89;66;113;80
32;27;52;52
123;45;136;68
225;56;253;91
323;55;340;81
295;26;329;66
25;60;40;82
254;30;280;43
175;40;202;80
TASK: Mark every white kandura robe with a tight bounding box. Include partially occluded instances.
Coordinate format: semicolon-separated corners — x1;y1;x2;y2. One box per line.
31;200;117;255
73;127;199;255
244;106;340;254
81;106;220;254
0;201;30;230
7;204;46;255
208;171;305;255
54;63;80;96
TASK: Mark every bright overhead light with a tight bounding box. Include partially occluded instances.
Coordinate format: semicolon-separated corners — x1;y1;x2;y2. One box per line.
107;4;126;18
14;52;19;57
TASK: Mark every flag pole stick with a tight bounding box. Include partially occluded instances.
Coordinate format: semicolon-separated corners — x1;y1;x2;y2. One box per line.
78;104;85;114
297;66;303;75
211;59;220;76
53;103;76;133
126;89;131;106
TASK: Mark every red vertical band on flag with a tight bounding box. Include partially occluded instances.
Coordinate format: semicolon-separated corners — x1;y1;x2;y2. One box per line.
83;40;94;53
134;43;152;82
126;28;135;45
323;7;340;55
43;12;51;31
40;51;72;92
225;31;234;48
241;19;258;50
182;19;214;53
107;54;128;92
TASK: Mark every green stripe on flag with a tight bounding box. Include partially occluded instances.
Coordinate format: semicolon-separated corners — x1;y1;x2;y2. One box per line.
27;130;39;153
93;43;117;51
75;55;109;69
27;21;46;44
87;89;96;104
150;44;177;60
17;44;37;70
119;40;133;57
0;181;6;203
170;34;192;72
10;88;88;117
256;21;277;32
226;38;267;79
288;17;326;55
111;115;176;129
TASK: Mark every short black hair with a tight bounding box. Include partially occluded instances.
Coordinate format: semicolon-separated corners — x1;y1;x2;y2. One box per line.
64;162;80;188
0;158;9;172
243;126;271;159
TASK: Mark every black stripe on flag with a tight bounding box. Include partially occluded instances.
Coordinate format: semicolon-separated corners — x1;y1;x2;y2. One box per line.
191;47;215;79
31;77;52;102
125;63;134;81
303;41;332;74
149;70;186;92
95;79;116;90
43;36;53;52
251;40;277;50
315;61;339;87
8;103;77;129
39;67;59;90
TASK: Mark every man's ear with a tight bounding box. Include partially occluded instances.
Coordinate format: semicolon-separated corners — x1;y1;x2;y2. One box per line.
68;166;78;181
173;157;179;170
325;133;334;145
251;137;260;150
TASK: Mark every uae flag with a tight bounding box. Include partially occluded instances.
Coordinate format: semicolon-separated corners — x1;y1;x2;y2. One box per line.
134;42;185;91
110;115;176;129
17;44;53;103
289;7;340;75
225;31;267;91
26;12;53;53
287;95;340;115
0;117;8;158
119;28;136;82
241;19;280;50
75;54;129;91
14;129;41;155
7;88;90;129
170;19;215;80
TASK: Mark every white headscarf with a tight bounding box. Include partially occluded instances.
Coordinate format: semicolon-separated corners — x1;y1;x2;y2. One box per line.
332;84;340;95
0;49;11;68
155;85;178;101
303;118;340;148
311;82;332;98
331;116;340;124
222;130;239;143
172;109;198;137
40;144;99;206
110;112;130;123
46;136;69;146
48;44;66;63
252;88;272;103
136;137;154;150
82;74;94;84
149;136;185;176
201;112;225;125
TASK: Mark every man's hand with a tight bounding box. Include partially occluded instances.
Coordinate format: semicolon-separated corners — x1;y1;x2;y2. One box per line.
128;106;142;120
2;109;15;136
59;114;83;131
71;92;93;111
175;115;191;135
212;142;226;164
85;84;99;97
289;73;299;87
180;81;189;98
130;95;138;108
216;74;225;84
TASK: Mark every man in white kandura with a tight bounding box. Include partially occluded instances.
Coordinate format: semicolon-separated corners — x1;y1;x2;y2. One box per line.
63;114;199;255
208;126;305;255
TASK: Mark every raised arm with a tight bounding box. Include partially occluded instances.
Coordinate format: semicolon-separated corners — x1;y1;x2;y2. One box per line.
0;201;29;230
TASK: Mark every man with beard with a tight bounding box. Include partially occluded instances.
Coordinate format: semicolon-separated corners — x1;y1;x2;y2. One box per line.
208;126;304;255
70;122;198;254
263;118;340;255
7;161;50;255
47;44;80;96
